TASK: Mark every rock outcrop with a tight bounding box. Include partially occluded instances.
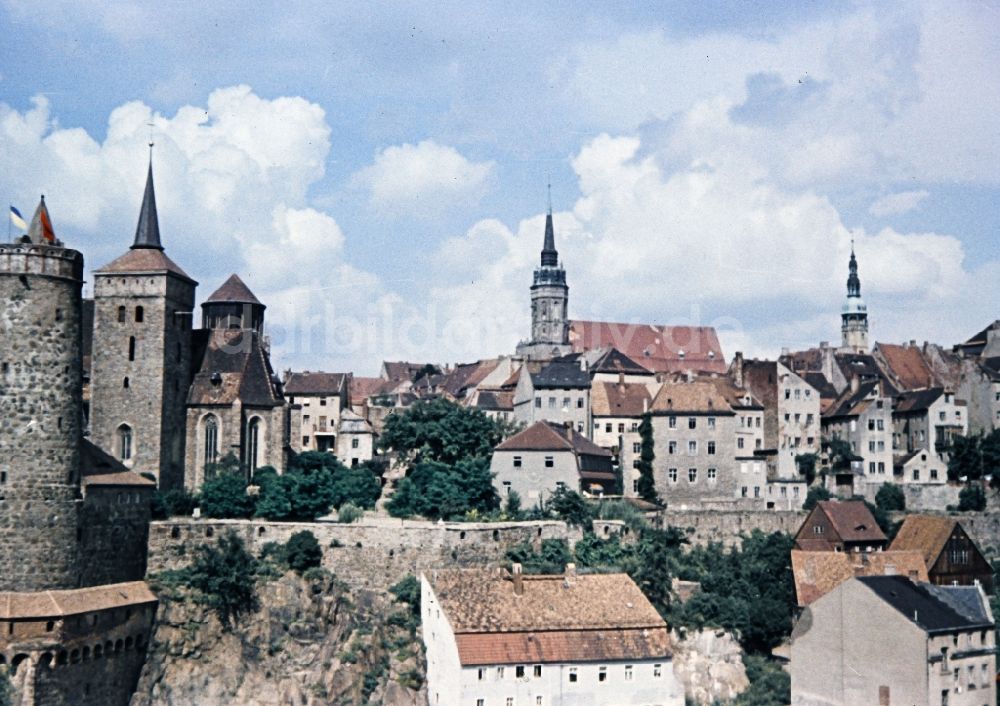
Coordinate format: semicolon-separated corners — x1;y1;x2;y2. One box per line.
670;628;750;705
130;572;425;706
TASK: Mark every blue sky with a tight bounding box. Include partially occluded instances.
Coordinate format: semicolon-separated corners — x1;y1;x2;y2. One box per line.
1;0;998;374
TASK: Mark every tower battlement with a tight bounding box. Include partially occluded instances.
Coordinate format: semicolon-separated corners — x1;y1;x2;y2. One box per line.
0;243;84;282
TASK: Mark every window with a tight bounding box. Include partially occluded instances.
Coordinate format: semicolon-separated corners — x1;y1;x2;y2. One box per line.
741;486;748;497
351;438;359;449
536;698;542;706
940;411;947;421
632;442;641;454
794;486;800;497
668;441;677;454
478;669;485;681
807;414;814;425
738;437;744;449
606;423;613;433
754;486;760;498
562;397;571;409
785;389;791;399
513;456;522;468
246;418;262;471
868;419;876;431
618;423;625;433
878;462;885;474
544;456;554;468
598;666;607;682
548;397;555;409
128;336;136;361
688;468;697;483
653;664;662;678
931;468;939;480
117;305;126;323
687;440;697;455
688;417;696;429
668;416;677;429
625;665;633;681
555;481;566;491
668;468;678;483
869;441;876;452
533;665;541;678
497;667;505;679
516;666;525;678
707;468;717;482
319;397;327;406
568;667;577;682
869;462;876;474
630;422;638;432
203;415;218;465
756;417;761;428
502;481;511;496
707;441;716;455
535;397;541;408
118;424;133;461
477;700;484;706
708;417;716;429
134;306;144;322
876;418;884;430
813;525;824;535
632;479;639;492
577;397;584;409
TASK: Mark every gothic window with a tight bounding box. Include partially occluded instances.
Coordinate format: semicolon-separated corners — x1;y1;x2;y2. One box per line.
135;306;144;323
128;336;136;361
203;416;219;466
117;305;126;323
118;424;133;461
246;417;262;472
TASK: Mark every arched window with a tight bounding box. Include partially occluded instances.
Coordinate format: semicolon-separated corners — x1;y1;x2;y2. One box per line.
123;377;130;389
117;305;126;323
246;418;261;472
203;416;218;466
118;424;133;461
135;306;144;323
128;336;136;361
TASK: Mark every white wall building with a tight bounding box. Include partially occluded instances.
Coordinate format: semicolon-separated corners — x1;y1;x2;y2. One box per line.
422;566;684;706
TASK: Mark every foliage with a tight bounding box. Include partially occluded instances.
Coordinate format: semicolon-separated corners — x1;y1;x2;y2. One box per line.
573;533;629;569
594;499;649;532
949;433;984;482
875;483;906;512
825;437;855;472
150;486;198;520
636;413;659;504
199;471;254;519
505;539;573;575
379;397;509;464
0;669;10;706
285;530;323;574
802;485;831;511
387;457;498;520
255;452;381;521
337;502;364;523
794;453;819;486
389;574;421;616
204;451;242;478
186;531;260;628
503;491;523;518
734;655;791;706
545;487;593;528
959;484;987;512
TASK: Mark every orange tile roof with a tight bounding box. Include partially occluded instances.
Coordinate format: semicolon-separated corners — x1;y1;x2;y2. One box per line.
816;501;887;544
568;321;725;374
591;381;652;417
649;380;734;415
876;343;936;390
791;550;928;607
890;515;961;567
95;247;193;281
455;628;671;666
495;421;611;457
0;581;157;619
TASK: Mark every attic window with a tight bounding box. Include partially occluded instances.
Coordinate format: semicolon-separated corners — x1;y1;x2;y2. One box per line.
210;372;222;386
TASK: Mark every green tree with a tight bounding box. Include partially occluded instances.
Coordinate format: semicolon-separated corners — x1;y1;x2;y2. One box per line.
735;655;791;706
389;575;421;619
186;531;260;628
0;669;10;706
794;453;819;486
982;430;1000;483
199;472;255;518
625;528;686;617
948;433;984;482
387;457;498;520
505;539;573;574
959;484;987;512
826;437;855;472
545;487;593;528
875;483;906;512
380;398;509;464
636;413;658;504
204;451;242;478
285;530;323;574
254;452;381;521
150;486;198;520
802;485;831;511
329;466;382;509
503;490;523;518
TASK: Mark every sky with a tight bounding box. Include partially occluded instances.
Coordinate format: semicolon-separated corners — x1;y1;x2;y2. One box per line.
1;0;998;375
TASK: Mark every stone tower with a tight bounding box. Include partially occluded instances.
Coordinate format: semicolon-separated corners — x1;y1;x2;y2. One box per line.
516;203;572;360
89;158;197;489
841;241;869;352
0;198;84;591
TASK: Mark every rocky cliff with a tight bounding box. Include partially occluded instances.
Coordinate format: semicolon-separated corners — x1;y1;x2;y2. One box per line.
130;571;425;706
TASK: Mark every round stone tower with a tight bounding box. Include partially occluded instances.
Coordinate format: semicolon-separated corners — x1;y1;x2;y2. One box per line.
0;237;84;591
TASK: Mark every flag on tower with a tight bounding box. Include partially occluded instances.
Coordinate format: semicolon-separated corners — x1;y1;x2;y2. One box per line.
9;206;27;232
28;196;56;244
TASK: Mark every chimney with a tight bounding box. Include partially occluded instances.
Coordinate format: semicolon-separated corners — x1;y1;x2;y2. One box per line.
686;370;695;383
850;375;860;394
618;371;625;387
643;398;649;413
781;347;790;357
732;351;744;388
512;563;524;596
563;563;576;586
579;357;588;372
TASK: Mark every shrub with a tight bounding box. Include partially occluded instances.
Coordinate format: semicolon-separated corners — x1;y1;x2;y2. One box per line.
387;457;498;520
285;530;323;574
337;502;364;524
186;531;260;628
735;654;790;706
389;575;421;616
802;486;832;511
380;397;509;464
505;539;572;574
959;484;987;512
0;669;11;706
795;453;819;486
636;413;659;504
199;472;255;518
150;487;198;520
503;491;522;518
545;487;592;528
875;483;906;512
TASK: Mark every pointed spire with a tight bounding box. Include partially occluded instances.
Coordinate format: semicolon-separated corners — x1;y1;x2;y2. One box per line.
132;152;163;250
27;195;57;244
847;237;861;298
541;187;558;267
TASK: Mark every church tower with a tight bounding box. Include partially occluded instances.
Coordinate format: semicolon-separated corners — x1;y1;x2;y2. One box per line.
516;200;572;360
841;241;869;352
90;156;197;489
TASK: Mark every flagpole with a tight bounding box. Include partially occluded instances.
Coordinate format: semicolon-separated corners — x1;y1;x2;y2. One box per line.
7;203;10;243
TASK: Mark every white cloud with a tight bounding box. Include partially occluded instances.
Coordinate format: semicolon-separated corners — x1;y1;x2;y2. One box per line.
869;190;930;217
353;139;494;216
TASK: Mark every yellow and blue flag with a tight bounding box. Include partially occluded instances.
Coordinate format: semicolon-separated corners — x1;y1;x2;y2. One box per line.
9;206;27;232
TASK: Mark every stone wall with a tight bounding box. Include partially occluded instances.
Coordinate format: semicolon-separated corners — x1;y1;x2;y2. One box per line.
661;509;805;547
0;244;84;591
79;487;153;587
147;518;580;591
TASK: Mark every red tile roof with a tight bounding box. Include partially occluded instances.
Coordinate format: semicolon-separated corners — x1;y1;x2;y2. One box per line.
0;581;157;619
284;371;348;396
816;501;886;544
791;550;928;607
496;421;611;457
455;628;671;666
204;273;262;305
568;321;725;374
875;343;936;390
95;247;193;281
591;381;653;417
890;515;962;567
649;380;734;415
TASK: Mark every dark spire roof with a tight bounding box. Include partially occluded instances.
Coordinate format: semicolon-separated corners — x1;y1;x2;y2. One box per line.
847;240;861;298
540;193;558;267
132;158;163;250
205;274;263;306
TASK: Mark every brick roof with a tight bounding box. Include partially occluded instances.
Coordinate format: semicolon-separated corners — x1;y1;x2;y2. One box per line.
890;515;963;567
95;247;194;281
591;381;652;417
204;273;262;305
569;320;725;374
284;371;348;396
815;501;887;544
496;421;611;457
0;581;157;620
791;550;928;607
454;628;671;666
430;569;664;631
649;380;734;415
875;343;936;390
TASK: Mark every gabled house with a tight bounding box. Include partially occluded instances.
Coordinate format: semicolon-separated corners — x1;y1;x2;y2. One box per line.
491;421;615;503
890;516;993;592
822;379;895;488
512;356;591;434
284;371;351;454
892;387;967;457
568;320;726;375
791;576;996;706
794;500;887;553
422;566;683;706
791;549;928;607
